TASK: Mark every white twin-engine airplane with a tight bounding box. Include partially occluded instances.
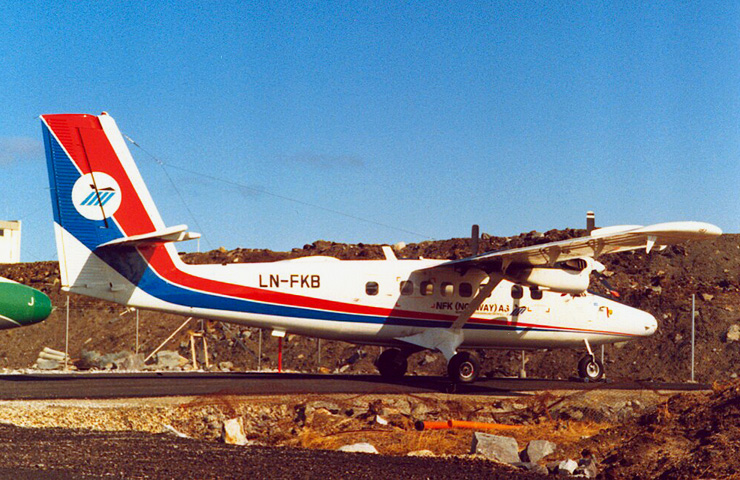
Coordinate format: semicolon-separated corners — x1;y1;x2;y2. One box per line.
41;112;722;383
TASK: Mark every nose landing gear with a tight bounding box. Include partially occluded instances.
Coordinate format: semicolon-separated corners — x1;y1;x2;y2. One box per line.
578;339;604;381
577;355;604;381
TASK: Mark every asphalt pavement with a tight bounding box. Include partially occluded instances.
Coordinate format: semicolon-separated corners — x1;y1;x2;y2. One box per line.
0;372;710;400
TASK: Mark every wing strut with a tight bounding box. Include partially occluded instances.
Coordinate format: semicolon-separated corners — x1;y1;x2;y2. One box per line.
397;274;503;360
450;274;503;330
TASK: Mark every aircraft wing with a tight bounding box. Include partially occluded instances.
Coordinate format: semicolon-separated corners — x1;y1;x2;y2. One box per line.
436;221;722;272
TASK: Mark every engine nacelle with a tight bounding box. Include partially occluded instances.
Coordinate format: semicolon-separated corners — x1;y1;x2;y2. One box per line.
504;266;591;294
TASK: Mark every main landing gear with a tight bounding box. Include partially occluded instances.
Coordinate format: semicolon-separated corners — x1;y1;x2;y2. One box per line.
375;349;482;384
375;348;408;379
447;351;481;383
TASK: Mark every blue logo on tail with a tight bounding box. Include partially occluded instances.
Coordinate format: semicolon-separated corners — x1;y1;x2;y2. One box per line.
71;173;122;221
80;188;116;207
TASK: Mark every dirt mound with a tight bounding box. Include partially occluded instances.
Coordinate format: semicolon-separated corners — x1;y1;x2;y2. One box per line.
570;380;740;479
0;230;736;384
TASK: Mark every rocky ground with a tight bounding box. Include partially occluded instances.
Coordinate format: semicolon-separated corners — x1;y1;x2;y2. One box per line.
0;229;736;478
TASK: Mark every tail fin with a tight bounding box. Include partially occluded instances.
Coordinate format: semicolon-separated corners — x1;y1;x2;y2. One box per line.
41;113;198;301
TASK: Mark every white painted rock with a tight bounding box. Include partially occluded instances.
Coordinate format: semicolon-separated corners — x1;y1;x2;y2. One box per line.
223;417;247;445
407;450;435;457
338;442;379;454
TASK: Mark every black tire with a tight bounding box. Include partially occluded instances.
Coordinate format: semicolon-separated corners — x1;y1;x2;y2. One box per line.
376;348;407;379
447;351;481;383
578;355;604;381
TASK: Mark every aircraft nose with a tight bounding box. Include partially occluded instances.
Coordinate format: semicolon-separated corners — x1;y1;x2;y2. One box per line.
642;311;658;336
0;281;52;329
29;290;53;324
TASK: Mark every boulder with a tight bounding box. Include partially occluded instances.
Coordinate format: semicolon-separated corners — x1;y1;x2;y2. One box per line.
576;457;599;478
78;350;103;369
557;459;578;475
470;432;519;464
512;462;549;475
383;398;412;416
306;400;340;416
576;450;599;478
727;324;740;343
338;442;378;454
156;350;188;370
407;450;435;457
523;439;556;463
119;353;145;370
36;358;62;370
222;417;247;445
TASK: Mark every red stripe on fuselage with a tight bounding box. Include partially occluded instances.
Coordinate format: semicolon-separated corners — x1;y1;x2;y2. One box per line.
45;114;638;338
139;246;638;337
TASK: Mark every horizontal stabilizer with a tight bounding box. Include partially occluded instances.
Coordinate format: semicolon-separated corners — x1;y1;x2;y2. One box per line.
97;224;200;248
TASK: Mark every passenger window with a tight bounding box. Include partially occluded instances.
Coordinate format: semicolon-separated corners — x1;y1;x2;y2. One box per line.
420;281;434;296
530;287;543;300
459;283;472;298
511;285;523;299
366;281;379;296
400;281;413;295
441;282;454;297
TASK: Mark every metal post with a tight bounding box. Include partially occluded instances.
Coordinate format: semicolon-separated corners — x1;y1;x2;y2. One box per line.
65;296;69;371
519;350;526;378
317;338;321;372
258;329;262;371
691;294;696;382
601;344;604;366
586;211;595;233
278;336;283;373
135;309;140;354
471;224;479;256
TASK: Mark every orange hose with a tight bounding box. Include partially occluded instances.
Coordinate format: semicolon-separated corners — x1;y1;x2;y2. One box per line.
447;420;522;430
415;420;522;431
415;421;450;431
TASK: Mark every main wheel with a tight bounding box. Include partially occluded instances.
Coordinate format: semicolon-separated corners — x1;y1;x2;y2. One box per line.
577;355;604;381
376;348;408;379
447;351;481;383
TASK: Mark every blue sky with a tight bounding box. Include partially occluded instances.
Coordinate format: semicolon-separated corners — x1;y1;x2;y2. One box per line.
0;2;738;261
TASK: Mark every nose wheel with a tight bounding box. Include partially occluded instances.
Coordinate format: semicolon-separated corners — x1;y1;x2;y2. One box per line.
578;355;604;381
375;348;408;379
447;351;481;383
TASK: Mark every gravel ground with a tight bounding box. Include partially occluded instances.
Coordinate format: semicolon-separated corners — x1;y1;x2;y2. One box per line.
0;424;549;480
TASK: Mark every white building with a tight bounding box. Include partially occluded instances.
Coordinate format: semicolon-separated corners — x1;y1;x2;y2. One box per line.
0;221;21;263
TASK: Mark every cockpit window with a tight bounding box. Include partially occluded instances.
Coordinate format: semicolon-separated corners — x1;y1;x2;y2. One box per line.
530;287;543;300
400;281;413;295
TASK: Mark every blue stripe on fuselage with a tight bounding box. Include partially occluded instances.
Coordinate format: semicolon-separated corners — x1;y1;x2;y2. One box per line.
120;253;626;336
